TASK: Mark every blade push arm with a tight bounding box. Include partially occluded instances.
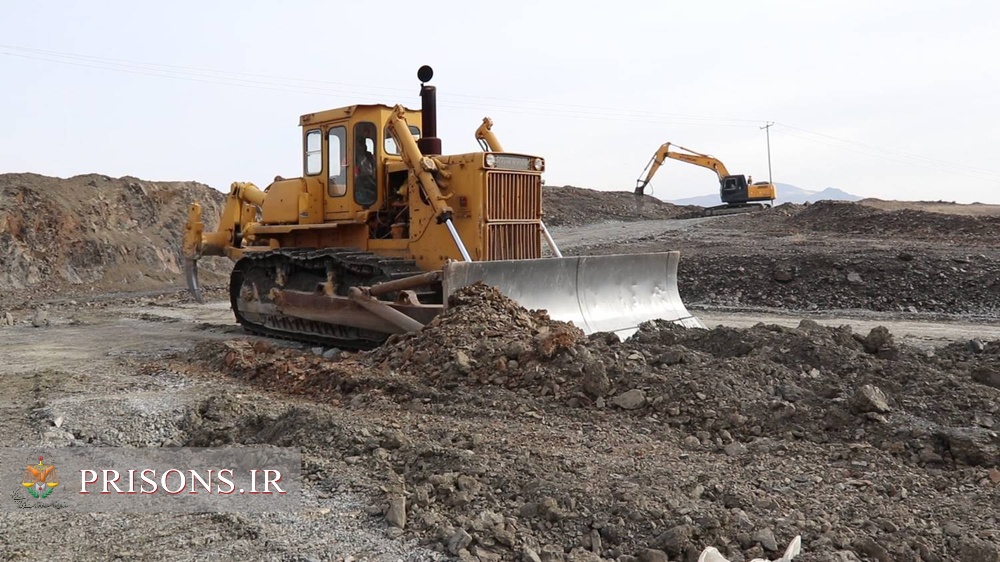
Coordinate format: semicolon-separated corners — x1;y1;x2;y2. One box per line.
385;105;455;223
385;104;472;261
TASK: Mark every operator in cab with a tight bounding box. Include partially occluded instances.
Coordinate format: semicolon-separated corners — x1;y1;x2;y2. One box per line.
354;124;378;206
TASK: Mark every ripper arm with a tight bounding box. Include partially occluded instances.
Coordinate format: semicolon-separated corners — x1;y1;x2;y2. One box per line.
182;181;265;261
182;181;266;302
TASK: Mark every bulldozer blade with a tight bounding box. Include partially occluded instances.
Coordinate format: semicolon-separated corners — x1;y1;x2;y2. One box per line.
441;251;705;340
184;257;204;303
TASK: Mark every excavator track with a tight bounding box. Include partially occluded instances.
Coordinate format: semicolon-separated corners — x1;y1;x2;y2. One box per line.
229;248;439;350
703;202;770;217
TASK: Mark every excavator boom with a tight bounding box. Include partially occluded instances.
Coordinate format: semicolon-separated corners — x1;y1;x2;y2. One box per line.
635;142;731;192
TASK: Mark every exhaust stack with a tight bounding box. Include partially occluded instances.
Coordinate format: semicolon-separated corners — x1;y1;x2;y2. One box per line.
417;65;441;156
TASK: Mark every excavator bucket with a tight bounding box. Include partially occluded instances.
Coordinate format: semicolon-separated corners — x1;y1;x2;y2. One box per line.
441;251;705;340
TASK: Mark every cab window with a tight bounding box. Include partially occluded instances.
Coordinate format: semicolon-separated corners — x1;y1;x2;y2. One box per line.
354;122;378;207
328;126;346;196
384;126;421;155
305;129;322;176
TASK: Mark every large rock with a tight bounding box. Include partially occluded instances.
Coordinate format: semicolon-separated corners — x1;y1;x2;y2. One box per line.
863;326;894;354
972;366;1000;389
851;384;890;414
31;309;50;327
653;525;693;556
637;549;668;562
385;497;406;529
612;389;647;410
939;428;1000;467
960;538;1000;562
447;528;472;555
581;358;610;398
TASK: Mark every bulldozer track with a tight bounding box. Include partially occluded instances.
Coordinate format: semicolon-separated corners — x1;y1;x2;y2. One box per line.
229;248;438;350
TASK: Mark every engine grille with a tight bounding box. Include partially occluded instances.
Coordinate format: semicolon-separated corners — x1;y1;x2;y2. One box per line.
485;172;541;221
484;223;541;261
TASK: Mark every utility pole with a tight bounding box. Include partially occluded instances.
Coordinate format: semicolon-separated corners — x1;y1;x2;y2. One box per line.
760;121;774;185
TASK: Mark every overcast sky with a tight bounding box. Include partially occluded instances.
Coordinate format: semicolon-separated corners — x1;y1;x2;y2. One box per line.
2;1;998;204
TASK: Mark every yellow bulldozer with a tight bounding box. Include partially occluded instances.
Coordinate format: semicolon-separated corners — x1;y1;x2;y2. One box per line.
182;66;705;349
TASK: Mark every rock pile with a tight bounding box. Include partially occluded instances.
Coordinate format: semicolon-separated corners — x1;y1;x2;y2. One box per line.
206;283;1000;561
367;283;605;402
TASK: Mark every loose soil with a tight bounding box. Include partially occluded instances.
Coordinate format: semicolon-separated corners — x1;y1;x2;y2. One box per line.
2;174;999;561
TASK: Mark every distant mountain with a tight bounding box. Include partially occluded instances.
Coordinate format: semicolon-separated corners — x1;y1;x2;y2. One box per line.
667;182;862;206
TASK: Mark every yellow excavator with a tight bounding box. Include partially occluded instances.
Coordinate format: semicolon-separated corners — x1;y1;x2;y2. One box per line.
182;66;705;349
634;142;776;216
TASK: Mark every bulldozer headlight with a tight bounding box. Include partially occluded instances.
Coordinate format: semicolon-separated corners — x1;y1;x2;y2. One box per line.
484;154;497;168
532;158;544;171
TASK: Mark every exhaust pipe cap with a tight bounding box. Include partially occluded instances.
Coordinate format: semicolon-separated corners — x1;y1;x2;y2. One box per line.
418;65;433;84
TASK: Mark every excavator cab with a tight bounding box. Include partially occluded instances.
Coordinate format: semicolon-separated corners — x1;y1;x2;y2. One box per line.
719;174;749;204
720;174;776;206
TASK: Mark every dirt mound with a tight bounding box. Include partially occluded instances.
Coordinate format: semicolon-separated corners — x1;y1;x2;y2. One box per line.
857;198;1000;217
678;250;1000;316
726;200;1000;243
543;185;702;226
787;201;1000;240
201;284;1000;561
0;172;231;300
366;283;601;399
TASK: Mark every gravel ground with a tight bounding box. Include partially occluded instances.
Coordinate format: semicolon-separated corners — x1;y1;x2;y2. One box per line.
2;179;1000;561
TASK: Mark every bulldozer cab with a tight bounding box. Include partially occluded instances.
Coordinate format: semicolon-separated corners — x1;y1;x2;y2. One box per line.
299;105;422;221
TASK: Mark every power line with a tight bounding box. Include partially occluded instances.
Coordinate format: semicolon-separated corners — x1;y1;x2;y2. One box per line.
2;43;999;182
773;129;1000;183
0;49;756;129
774;122;1000;178
0;44;759;126
0;44;414;92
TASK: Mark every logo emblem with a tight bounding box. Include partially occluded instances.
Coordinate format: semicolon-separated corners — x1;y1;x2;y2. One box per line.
22;455;59;499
